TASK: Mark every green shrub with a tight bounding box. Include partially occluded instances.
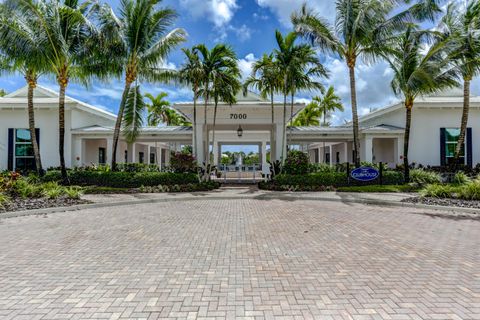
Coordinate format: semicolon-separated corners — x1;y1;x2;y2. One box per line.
139;181;220;193
420;184;457;198
0;192;10;208
169;152;197;173
410;169;441;186
9;179;43;198
453;171;471;185
283;150;309;175
459;179;480;200
309;163;337;173
64;187;84;199
43;170;198;188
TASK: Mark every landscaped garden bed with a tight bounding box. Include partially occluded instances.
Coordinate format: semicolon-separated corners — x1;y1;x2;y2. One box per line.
402;196;480;209
0;172;89;214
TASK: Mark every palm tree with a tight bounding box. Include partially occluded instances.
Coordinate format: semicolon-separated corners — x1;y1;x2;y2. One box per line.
315;86;344;127
163;108;191;126
0;1;50;175
9;0;102;182
383;26;458;181
292;1;441;166
96;0;186;170
243;53;280;124
438;1;480;168
273;31;327;163
179;48;203;159
292;102;321;126
145;92;171;126
194;44;241;169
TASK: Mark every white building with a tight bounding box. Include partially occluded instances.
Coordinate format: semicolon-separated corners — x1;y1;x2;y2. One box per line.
0;85;478;173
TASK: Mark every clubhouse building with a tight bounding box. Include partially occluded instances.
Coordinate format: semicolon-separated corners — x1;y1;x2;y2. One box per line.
0;85;478;173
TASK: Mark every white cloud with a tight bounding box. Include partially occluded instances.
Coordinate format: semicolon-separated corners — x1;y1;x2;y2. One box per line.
179;0;238;27
238;53;257;80
230;24;252;42
255;0;335;26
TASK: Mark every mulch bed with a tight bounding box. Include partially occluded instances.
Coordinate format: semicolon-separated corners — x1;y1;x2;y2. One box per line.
0;197;91;214
403;196;480;210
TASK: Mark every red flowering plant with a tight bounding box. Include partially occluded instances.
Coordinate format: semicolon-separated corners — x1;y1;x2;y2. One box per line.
169;152;197;173
283;150;310;175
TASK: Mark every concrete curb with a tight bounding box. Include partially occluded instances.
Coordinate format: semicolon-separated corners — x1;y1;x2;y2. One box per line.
1;193;479;220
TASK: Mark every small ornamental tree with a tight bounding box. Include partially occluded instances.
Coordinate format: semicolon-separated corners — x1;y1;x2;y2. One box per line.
169;152;197;173
283;150;310;175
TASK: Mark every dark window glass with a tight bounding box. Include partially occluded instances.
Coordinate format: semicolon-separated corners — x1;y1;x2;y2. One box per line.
445;128;465;164
15;158;35;171
325;153;330;164
139;152;144;164
99;147;106;164
15;144;33;157
150;153;155;164
124;150;128;162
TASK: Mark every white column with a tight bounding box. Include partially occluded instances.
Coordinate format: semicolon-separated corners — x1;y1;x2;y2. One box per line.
212;142;219;166
195;124;205;165
365;137;373;163
106;137;113;165
132;143;136;163
73;137;83;167
395;136;403;165
317;147;322;163
261;141;267;170
275;124;285;161
343;142;349;163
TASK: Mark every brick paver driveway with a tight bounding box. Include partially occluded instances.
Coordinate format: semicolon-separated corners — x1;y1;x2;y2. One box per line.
0;199;479;320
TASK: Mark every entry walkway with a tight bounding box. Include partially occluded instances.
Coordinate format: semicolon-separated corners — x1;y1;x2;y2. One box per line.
0;194;478;319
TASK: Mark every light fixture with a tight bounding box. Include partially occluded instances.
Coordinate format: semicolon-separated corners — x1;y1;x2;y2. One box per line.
237;125;243;138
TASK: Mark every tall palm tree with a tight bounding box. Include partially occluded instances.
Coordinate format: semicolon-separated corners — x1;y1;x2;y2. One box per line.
292;102;321;126
384;26;458;181
10;0;101;183
438;1;480;168
243;53;280;124
0;1;50;175
179;48;203;159
274;31;327;163
194;44;241;168
96;0;186;170
163;108;191;126
145;92;170;126
314;86;344;127
292;0;441;166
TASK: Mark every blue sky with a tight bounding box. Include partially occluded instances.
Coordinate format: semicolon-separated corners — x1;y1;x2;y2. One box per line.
1;0;478;128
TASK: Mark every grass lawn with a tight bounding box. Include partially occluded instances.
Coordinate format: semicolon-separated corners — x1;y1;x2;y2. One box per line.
336;185;418;193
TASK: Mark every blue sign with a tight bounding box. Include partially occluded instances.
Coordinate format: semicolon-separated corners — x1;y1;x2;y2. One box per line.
351;167;379;182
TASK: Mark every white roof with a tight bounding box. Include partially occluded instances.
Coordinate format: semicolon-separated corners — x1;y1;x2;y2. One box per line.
359;89;480;124
0;85;117;121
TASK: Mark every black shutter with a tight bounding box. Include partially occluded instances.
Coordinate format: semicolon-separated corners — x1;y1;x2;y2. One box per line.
467;128;473;168
440;128;446;166
7;128;14;171
35;128;40;150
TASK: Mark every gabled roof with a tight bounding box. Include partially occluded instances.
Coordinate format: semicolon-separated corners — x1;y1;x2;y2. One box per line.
72;125;193;134
358;89;480;124
1;85;117;121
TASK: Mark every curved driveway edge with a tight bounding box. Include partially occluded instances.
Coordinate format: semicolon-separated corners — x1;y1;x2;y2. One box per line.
1;190;479;220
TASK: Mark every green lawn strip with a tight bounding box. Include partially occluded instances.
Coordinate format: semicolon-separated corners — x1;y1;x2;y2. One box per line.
336;185;418;193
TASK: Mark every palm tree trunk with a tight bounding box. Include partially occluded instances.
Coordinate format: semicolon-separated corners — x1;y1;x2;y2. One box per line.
281;77;288;165
111;81;132;170
58;78;69;184
26;76;43;176
192;87;197;160
270;91;274;125
348;63;361;167
203;90;209;166
208;100;218;180
453;78;471;169
404;101;413;183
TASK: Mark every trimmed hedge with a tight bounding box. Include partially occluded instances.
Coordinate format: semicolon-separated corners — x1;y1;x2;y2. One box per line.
261;171;404;190
43;170;199;188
